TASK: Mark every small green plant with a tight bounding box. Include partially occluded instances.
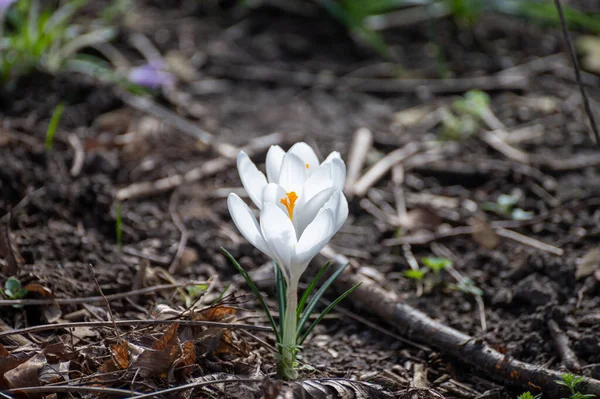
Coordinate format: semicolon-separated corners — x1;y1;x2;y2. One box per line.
448;277;483;297
421;256;452;275
115;202;123;248
0;0;116;86
482;194;533;221
45;102;64;151
404;268;428;280
223;250;360;379
517;392;542;399
439;90;489;140
2;277;28;299
556;373;595;399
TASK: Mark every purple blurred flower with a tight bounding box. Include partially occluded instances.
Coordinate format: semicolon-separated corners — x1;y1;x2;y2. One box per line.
128;62;175;89
0;0;17;12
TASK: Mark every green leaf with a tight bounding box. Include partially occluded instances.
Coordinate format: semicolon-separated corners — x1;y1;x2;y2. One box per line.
45;102;64;151
297;261;331;319
404;269;428;280
274;261;287;335
212;283;231;305
296;262;350;337
448;278;483;297
4;277;28;299
421;256;452;272
298;282;361;345
222;248;280;342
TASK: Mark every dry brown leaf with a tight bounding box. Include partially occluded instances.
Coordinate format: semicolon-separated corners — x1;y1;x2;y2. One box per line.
180;341;195;377
22;283;62;323
470;217;500;249
0;349;30;390
576;248;600;280
153;323;179;351
131;344;181;379
0;344;9;357
3;352;47;389
196;305;237;322
100;341;130;372
404;209;442;232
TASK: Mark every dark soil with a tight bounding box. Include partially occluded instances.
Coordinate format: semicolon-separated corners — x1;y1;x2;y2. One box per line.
1;1;600;398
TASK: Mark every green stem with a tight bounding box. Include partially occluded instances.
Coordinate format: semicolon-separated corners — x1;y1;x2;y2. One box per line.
279;281;298;380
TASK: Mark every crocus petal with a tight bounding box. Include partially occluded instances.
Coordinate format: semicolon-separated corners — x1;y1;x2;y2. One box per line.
260;203;298;281
278;153;307;194
334;191;349;231
294;187;335;236
237;151;267;209
265;145;286;183
301;166;334;203
227;194;273;258
262;183;289;216
322;155;346;191
288;142;320;171
293;192;339;271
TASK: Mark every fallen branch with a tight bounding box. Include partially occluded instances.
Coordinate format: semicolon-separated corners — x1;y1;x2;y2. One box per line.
115;132;289;200
0;319;271;338
320;247;600;397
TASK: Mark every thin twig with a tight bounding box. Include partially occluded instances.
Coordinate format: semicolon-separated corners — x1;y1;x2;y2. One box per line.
88;264;121;341
0;282;206;307
168;191;189;274
353;142;422;197
67;133;84;177
345;127;373;196
129;377;262;399
3;385;143;397
553;0;600;147
495;227;563;256
0;319;271;338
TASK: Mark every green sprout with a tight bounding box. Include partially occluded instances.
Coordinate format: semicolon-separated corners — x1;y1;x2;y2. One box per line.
421;256;452;274
45;102;64;151
482;194;533;220
2;277;28;299
556;373;595;399
115;202;123;248
517;392;542;399
448;277;483;297
404;268;428;281
0;0;116;86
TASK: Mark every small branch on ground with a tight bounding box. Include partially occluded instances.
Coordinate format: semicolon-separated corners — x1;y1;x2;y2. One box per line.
548;319;581;372
320;246;600;397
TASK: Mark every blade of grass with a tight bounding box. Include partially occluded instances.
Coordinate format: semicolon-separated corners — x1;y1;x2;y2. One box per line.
297;261;331;319
274;261;286;335
222;248;280;342
212;283;231;305
115;202;123;248
298;282;362;345
296;262;350;336
45;102;64;151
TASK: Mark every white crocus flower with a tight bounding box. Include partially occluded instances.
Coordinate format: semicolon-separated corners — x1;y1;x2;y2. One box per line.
227;142;349;380
228;142;348;286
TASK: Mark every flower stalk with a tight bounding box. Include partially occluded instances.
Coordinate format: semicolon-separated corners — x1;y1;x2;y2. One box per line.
279;281;298;380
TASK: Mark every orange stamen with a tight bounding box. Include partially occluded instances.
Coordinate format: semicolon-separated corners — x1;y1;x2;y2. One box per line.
305;163;310;169
280;191;298;220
